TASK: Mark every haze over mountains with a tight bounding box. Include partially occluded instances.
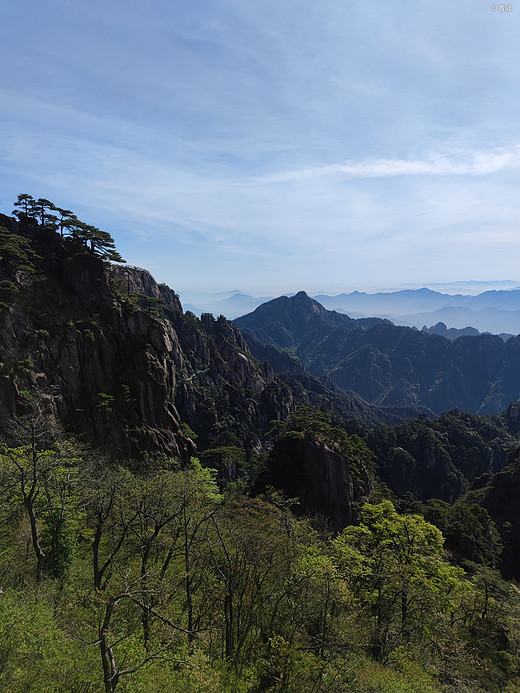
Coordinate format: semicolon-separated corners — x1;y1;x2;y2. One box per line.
3;0;520;682
234;291;520;416
314;287;520;336
181;290;276;320
181;283;520;337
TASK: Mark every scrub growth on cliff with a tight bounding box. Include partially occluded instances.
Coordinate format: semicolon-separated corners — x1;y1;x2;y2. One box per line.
2;195;520;691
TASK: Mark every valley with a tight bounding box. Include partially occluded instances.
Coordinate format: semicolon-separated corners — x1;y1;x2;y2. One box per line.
2;200;520;692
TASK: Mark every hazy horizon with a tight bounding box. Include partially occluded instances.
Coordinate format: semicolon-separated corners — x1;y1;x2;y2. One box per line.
176;279;520;305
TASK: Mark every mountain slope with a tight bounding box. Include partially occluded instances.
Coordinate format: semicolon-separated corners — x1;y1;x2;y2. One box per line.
0;212;298;458
314;288;520;334
235;292;520;415
0;212;409;462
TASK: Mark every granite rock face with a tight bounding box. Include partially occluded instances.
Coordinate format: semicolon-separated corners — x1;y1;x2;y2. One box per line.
0;258;191;460
479;453;520;580
259;433;372;531
0;217;295;459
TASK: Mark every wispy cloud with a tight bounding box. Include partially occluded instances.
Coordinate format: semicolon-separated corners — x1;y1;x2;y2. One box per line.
1;0;519;293
259;146;520;183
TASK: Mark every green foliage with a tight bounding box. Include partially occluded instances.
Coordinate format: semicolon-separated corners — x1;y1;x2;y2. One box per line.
96;391;115;413
199;445;245;489
266;418;287;441
4;192;520;691
181;422;198;441
419;497;502;566
333;501;469;662
350;652;442;692
188;456;223;501
1;430;520;691
368;411;516;502
281;406;375;495
74;221;125;262
0;225;39;276
285;405;374;466
128;291;165;318
12;192;36;219
285;405;333;437
40;513;76;579
0;589;95;691
0;440;80;583
107;267;129;301
18;357;35;372
404;491;503;569
9;193;125;264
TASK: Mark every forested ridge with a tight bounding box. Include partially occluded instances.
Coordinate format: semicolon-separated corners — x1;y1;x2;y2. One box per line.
235;291;520;415
1;195;520;692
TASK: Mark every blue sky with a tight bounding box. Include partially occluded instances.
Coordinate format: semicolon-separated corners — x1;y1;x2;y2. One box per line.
1;0;519;300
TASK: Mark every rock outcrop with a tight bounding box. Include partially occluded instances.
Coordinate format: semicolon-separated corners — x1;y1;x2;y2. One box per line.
257;433;372;531
0;215;295;460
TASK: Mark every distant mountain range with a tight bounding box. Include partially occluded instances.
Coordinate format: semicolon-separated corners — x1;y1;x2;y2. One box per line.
314;288;520;335
181;290;276;319
182;286;520;336
421;322;512;341
234;291;520;416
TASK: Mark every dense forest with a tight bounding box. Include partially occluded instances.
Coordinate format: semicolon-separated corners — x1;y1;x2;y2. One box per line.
1;195;520;692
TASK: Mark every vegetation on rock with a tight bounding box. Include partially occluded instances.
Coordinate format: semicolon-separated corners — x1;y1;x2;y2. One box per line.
2;195;520;690
236;291;520;416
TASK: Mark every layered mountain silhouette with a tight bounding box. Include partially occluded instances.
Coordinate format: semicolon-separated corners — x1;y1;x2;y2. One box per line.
234;291;520;415
4;204;520;578
314;288;520;335
184;286;520;334
421;322;512;341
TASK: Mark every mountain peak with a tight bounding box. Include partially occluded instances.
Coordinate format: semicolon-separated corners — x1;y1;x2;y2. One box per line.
234;291;362;350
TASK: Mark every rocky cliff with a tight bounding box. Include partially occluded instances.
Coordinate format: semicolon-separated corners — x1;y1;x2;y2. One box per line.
465;446;520;580
257;433;371;531
3;208;518;527
0;213;295;460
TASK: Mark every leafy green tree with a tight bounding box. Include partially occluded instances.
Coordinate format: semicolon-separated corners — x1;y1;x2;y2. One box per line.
124;461;221;647
74;459;225;692
0;589;96;691
266;418;287;443
77;463;171;692
199;446;245;490
206;496;299;668
332;501;469;662
0;438;80;583
285;405;332;438
415;497;502;567
284;405;374;465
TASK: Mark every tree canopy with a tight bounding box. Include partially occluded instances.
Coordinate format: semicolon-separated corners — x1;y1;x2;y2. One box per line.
11;193;125;263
